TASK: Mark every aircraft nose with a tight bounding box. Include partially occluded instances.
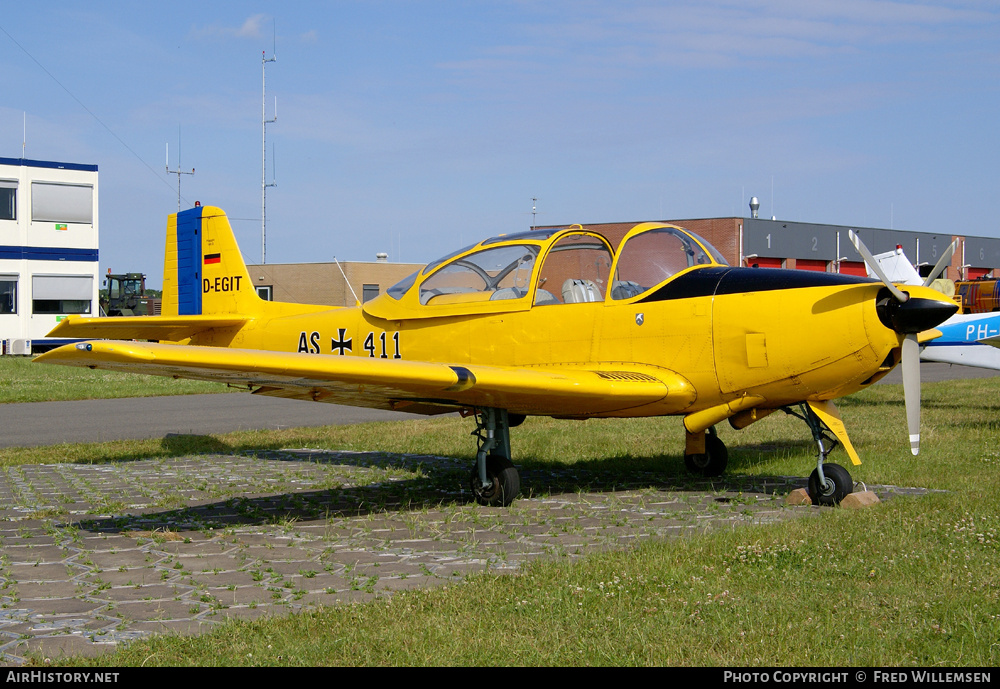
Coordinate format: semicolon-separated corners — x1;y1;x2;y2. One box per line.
878;295;959;334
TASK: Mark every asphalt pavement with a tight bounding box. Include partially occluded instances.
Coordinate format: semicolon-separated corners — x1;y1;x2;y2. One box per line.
878;360;1000;384
2;361;995;449
0;394;432;449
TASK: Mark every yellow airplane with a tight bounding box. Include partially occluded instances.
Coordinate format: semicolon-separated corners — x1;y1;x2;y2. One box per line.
37;204;958;507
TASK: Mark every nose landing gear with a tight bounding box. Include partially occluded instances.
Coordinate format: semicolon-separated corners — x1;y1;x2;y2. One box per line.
787;403;855;506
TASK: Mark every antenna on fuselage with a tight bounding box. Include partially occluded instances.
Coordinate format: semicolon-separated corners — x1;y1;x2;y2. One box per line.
333;257;360;306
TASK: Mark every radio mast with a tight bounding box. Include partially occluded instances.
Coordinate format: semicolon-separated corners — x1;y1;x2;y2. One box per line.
166;126;194;212
262;46;277;264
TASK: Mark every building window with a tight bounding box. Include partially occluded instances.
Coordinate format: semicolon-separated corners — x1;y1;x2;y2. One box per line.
33;299;91;314
31;182;93;224
256;285;273;301
0;277;16;314
31;274;93;315
0;180;16;221
362;284;379;302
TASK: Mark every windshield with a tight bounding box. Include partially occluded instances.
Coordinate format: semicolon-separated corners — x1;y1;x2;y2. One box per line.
387;270;419;300
419;244;540;305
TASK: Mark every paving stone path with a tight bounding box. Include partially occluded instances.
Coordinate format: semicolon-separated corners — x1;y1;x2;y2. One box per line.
0;450;929;665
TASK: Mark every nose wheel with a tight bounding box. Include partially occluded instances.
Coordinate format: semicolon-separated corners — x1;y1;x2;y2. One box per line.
808;462;853;506
787;403;855;505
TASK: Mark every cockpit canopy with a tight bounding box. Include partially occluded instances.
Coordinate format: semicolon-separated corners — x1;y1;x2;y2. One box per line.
366;222;727;321
610;225;726;299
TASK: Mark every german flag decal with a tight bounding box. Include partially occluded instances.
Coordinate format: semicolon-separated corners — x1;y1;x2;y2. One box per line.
204;253;221;265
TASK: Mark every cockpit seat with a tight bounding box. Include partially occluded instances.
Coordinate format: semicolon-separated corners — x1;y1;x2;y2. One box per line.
562;279;602;303
611;280;644;300
490;287;525;300
534;289;559;305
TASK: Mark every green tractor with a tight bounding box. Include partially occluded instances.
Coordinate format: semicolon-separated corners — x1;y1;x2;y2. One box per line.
101;272;161;317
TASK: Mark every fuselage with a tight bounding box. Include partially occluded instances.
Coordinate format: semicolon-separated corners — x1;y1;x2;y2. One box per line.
212;266;917;419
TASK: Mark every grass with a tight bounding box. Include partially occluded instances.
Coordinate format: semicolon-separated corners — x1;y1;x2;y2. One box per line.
4;356;999;666
0;356;231;403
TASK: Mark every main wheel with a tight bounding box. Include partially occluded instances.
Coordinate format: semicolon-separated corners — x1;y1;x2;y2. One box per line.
470;454;520;507
684;433;728;477
807;463;853;506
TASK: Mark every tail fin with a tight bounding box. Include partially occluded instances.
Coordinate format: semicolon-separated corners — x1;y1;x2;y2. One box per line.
43;204;324;345
162;205;259;316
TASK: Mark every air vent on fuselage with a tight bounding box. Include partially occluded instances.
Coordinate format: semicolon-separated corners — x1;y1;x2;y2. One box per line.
594;371;660;382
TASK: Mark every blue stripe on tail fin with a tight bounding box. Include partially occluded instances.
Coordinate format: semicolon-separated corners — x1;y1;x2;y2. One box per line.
176;206;202;316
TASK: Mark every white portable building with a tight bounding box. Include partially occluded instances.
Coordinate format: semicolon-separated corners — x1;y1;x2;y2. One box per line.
0;157;99;354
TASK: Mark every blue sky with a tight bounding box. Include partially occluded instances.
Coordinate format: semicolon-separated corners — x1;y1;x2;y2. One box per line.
2;1;998;288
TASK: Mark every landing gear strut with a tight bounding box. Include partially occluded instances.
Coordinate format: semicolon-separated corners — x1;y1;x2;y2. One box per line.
469;408;520;506
787;404;854;505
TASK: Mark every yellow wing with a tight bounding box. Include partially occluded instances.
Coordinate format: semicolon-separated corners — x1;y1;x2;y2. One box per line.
35;341;697;417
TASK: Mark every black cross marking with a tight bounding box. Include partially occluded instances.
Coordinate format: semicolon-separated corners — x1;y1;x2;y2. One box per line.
331;328;353;355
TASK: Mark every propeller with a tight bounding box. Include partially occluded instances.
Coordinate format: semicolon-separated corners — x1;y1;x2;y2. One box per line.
922;239;960;288
848;231;958;455
848;230;909;303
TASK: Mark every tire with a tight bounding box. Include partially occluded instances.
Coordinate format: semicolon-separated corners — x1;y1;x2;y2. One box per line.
807;463;853;506
470;454;520;507
684;433;728;477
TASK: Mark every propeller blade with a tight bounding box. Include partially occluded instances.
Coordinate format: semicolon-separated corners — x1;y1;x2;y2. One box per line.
922;239;959;287
902;333;921;455
848;230;909;302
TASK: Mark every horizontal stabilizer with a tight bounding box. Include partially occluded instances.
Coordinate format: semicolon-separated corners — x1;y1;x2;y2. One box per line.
45;315;250;342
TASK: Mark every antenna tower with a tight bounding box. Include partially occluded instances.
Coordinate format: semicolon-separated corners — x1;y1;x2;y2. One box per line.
262;45;277;264
166;126;194;212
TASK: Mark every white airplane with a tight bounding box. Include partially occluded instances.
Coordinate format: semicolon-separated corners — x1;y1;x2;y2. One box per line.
867;242;1000;371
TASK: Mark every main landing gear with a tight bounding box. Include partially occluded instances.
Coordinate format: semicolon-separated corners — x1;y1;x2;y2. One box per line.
469;405;853;508
683;426;728;477
786;404;854;506
469;408;521;507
